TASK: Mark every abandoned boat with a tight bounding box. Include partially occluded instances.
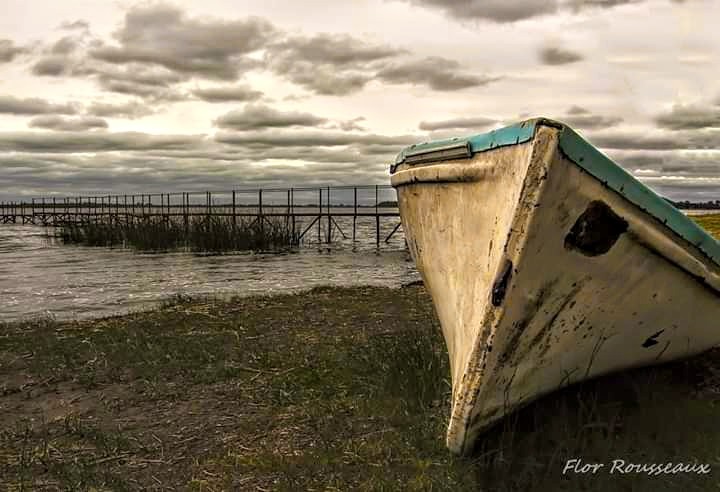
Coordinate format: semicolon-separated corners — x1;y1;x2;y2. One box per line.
390;118;720;455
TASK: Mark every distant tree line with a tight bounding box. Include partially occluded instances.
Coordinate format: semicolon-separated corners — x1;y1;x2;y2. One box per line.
665;199;720;210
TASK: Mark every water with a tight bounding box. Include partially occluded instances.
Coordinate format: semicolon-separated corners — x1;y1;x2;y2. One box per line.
683;210;719;216
0;222;419;322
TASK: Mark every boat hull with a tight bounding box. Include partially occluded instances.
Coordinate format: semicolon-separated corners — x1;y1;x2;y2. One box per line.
391;120;720;455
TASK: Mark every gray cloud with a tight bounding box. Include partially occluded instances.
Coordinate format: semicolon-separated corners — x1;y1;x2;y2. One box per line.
567;105;589;115
89;3;275;80
607;150;720;177
0;131;205;153
397;0;640;23
336;117;367;131
146;142;396;164
539;46;584;65
595;148;720;200
7;145;713;200
559;107;623;130
565;0;640;11
51;36;80;55
28;115;109;131
376;57;499;91
215;129;419;147
95;78;185;102
0;96;79;115
86;100;154;119
638;182;720;202
192;85;263;102
654;104;720;131
589;129;720;151
0;150;393;196
31;30;98;76
396;0;559;23
266;33;403;95
269;33;404;66
419;116;496;131
0;39;26;63
214;104;329;130
60;20;90;31
32;56;71;76
272;64;371;95
72;62;189;101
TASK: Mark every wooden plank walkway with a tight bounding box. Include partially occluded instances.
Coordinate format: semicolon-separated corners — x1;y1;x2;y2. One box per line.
0;185;403;246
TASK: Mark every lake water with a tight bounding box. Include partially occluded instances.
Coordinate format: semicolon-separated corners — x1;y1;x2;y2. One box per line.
1;208;715;323
0;218;419;322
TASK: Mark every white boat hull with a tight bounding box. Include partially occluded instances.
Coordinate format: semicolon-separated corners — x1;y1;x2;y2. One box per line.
391;121;720;455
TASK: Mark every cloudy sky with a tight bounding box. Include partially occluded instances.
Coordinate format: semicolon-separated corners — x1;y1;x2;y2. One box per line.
0;0;718;201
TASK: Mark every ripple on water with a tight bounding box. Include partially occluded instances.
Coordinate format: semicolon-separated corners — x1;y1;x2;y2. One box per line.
0;225;419;322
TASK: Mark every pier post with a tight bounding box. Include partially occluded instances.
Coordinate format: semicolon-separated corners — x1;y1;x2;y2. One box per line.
291;188;296;244
326;186;331;244
353;187;357;242
259;189;264;235
183;193;188;234
206;191;211;228
232;190;236;229
286;189;290;231
375;185;379;248
318;188;322;244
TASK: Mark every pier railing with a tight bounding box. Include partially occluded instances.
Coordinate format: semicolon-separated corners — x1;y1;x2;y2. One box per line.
0;185;403;246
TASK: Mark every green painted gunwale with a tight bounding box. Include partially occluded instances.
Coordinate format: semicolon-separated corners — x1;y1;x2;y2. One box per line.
391;118;720;266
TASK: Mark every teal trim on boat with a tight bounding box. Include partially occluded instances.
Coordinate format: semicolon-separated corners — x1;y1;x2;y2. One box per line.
555;122;720;266
392;118;720;266
392;120;537;167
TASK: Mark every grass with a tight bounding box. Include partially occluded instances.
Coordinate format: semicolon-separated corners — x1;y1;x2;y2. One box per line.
56;215;300;252
2;285;720;490
692;213;720;240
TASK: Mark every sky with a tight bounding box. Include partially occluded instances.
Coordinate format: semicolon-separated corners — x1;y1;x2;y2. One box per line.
0;0;719;201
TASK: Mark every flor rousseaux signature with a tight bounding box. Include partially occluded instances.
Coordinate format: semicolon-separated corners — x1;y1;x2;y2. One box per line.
563;459;711;476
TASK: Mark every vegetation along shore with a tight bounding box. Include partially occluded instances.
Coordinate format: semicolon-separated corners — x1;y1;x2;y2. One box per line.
0;214;717;490
57;215;299;252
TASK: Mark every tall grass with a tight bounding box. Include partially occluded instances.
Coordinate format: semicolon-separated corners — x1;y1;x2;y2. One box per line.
57;215;300;253
4;286;720;490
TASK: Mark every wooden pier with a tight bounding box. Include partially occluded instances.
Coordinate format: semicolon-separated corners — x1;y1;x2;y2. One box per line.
0;185;403;246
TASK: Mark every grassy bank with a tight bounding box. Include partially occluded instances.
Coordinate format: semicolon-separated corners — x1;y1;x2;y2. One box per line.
57;215;299;252
692;213;720;239
1;286;719;491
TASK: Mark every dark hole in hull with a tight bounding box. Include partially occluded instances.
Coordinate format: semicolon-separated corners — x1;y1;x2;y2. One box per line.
492;259;513;307
564;200;628;256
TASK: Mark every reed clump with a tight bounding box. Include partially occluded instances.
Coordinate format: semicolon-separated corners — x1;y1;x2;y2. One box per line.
57;215;299;252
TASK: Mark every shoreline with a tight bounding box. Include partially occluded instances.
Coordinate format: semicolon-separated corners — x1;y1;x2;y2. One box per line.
2;285;720;490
